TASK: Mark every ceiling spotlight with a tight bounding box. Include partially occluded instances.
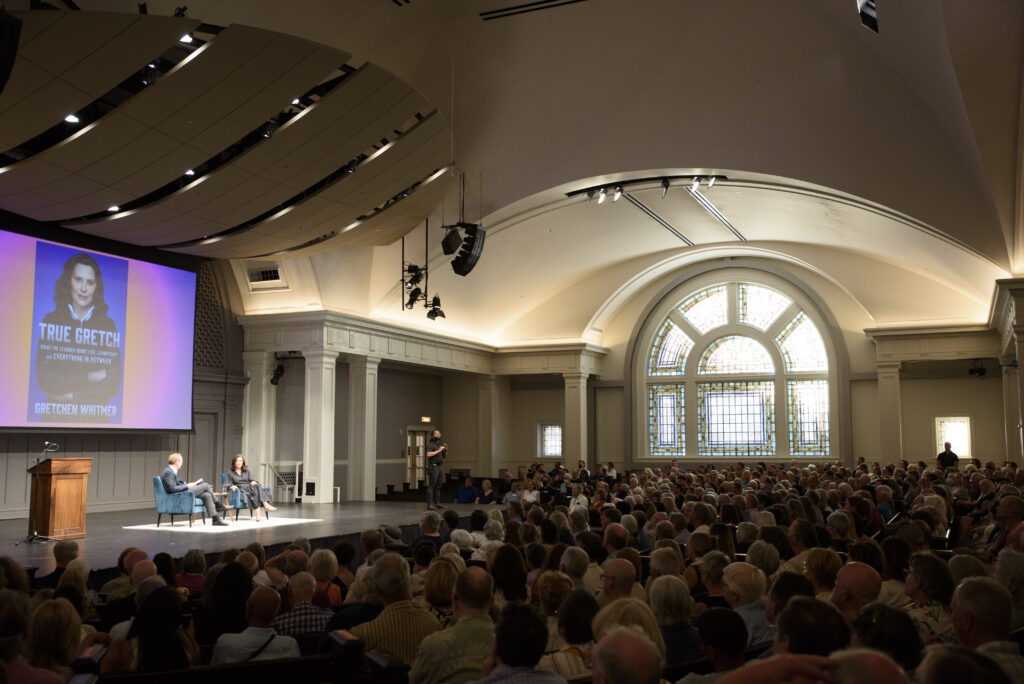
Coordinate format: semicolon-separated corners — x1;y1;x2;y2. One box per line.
261;120;276;139
661;179;670;198
707;176;716;189
427;294;445;320
968;359;987;377
612;185;623;202
691;177;700;192
184;169;195;176
586;189;595;202
173;5;188;17
405;264;424;288
179;33;193;43
405;287;422;309
64;114;80;124
107;205;119;213
597;188;607;204
291;98;300;105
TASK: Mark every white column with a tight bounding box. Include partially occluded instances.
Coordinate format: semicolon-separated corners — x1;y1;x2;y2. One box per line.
876;361;903;466
241;351;276;480
564;372;589;468
477;375;501;476
302;349;339;503
1002;360;1023;464
347;355;380;502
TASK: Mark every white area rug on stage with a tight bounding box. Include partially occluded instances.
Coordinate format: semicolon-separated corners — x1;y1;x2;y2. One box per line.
123;517;322;533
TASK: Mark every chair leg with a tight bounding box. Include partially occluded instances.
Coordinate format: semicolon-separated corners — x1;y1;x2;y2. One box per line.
157;513;162;527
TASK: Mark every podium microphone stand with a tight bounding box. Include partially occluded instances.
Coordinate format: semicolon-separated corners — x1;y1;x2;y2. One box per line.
23;441;60;544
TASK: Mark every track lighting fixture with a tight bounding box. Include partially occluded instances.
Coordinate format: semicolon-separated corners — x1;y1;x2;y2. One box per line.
64;114;79;124
405;287;422;309
707;176;716;189
691;176;700;192
612;185;623;202
597;187;607;204
661;179;670;198
427;294;445;320
405;264;424;288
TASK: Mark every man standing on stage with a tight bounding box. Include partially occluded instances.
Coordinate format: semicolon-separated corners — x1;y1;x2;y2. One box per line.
161;452;230;526
426;429;447;510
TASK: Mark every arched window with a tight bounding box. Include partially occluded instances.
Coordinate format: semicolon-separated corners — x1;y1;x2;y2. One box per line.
642;279;833;460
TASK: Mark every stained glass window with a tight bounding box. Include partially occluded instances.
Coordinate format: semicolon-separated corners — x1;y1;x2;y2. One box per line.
697;381;775;456
776;313;827;371
739;284;791;331
698;336;774;374
679;285;727;334
788;380;829;456
646;280;831;459
649;385;685;457
648;320;693;375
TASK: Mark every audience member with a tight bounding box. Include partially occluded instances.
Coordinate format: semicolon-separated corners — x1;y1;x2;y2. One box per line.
773;596;850;656
410;566;495;684
592;626;664;684
721;563;773;645
473;602;567;683
905;552;956;644
271;571;332;636
850;602;923;673
951;576;1024;681
351;552;441;666
677;608;749;684
211;586;300;663
33;540;78;590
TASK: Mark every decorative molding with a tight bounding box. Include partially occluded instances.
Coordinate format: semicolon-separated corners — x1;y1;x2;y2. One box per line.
239;311;608;376
866;326;1002;363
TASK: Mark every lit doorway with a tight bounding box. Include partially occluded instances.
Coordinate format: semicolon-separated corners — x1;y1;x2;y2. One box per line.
406;428;431;488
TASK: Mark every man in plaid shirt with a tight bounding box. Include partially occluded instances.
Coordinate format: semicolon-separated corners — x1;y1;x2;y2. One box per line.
270;571;332;636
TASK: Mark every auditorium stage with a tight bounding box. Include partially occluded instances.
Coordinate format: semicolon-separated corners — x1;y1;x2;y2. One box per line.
2;500;470;577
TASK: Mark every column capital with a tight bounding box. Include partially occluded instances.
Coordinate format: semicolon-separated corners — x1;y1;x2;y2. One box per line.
346;354;381;370
875;360;902;375
303;349;340;367
563;371;590;385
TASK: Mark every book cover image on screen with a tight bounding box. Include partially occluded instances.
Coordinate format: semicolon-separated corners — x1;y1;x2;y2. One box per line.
0;229;197;431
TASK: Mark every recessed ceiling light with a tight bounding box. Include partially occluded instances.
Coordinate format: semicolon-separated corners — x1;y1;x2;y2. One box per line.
108;205;119;212
179;33;193;43
184;169;195;176
291;98;300;105
64;114;79;124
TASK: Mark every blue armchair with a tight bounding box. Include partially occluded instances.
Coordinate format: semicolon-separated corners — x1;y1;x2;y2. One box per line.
153;476;206;527
221;473;272;521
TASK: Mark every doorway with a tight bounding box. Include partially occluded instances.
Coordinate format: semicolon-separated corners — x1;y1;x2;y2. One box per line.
406;428;430;488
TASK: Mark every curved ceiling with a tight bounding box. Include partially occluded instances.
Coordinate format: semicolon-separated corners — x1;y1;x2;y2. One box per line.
0;8;452;259
1;1;1022;355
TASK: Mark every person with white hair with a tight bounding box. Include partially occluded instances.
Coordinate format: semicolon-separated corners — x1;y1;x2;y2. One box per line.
722;562;774;645
951;576;1024;681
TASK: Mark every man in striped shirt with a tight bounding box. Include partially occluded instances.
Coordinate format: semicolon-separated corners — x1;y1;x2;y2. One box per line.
351;552;441;665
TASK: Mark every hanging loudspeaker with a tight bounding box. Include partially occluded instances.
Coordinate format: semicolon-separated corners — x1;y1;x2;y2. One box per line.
451;224;486;276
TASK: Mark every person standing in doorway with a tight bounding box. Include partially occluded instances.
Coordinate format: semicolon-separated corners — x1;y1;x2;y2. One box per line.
426;429;447;510
937;442;959;470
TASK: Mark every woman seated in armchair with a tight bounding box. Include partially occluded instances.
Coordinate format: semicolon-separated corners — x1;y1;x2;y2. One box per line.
226;454;276;514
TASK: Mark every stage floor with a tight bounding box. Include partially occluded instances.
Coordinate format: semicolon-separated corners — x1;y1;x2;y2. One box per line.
2;500;476;575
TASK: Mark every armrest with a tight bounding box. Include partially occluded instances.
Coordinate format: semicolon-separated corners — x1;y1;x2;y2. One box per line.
72;644;108;674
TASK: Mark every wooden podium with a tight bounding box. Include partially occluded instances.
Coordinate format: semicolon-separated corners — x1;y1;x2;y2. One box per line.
27;458;92;540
